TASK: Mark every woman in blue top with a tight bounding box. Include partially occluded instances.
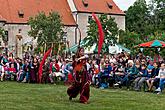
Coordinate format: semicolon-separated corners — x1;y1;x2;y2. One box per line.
146;62;159;92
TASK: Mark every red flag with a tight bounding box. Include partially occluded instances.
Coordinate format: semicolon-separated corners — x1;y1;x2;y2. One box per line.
92;13;104;56
38;48;52;83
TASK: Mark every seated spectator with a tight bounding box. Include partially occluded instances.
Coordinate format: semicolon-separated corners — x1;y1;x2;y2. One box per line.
155;63;165;94
120;60;139;89
147;61;154;78
114;64;125;87
64;59;73;84
146;62;159;92
8;63;17;80
49;59;60;84
17;66;24;82
134;64;148;91
99;58;112;89
91;59;100;86
3;63;9;80
0;64;5;81
110;55;116;64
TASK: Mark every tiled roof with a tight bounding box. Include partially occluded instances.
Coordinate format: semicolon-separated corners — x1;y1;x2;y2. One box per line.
73;0;125;15
0;15;6;22
0;0;76;26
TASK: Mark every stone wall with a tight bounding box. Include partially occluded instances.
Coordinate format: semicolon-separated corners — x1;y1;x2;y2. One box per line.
4;24;32;58
1;24;75;57
63;26;76;47
0;22;5;27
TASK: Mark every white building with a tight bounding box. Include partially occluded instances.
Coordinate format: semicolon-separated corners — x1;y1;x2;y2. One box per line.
0;0;76;58
67;0;125;43
0;0;125;58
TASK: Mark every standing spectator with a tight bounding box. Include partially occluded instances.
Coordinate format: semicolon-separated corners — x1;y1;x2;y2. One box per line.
22;59;31;83
30;57;39;83
42;60;50;84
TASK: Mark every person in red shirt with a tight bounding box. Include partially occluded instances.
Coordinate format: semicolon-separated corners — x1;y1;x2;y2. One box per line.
8;63;16;80
49;59;60;84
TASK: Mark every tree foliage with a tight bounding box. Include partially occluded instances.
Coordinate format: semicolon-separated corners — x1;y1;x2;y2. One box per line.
126;0;150;36
119;30;142;50
149;0;165;30
28;12;64;48
126;0;165;35
121;0;165;56
84;14;119;53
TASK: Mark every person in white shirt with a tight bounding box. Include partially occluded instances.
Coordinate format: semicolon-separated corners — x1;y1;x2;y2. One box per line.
110;55;116;64
155;63;165;94
0;65;5;81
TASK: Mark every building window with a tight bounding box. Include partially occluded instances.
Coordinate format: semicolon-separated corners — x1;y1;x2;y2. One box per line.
62;32;67;42
82;0;88;7
88;16;92;23
18;10;24;18
4;31;8;42
107;2;113;9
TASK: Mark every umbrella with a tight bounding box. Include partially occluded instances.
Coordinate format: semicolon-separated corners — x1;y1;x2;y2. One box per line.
138;40;165;48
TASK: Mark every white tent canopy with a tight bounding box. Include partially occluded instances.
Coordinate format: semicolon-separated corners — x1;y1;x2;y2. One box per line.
84;44;130;54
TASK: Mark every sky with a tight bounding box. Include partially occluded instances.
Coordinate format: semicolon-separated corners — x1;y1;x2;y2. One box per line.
113;0;150;11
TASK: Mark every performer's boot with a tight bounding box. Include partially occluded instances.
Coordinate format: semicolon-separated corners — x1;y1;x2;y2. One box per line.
69;96;72;101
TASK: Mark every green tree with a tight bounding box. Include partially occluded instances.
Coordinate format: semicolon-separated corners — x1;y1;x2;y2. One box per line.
28;12;64;51
119;30;142;52
126;0;150;36
84;14;119;53
121;0;165;57
149;0;165;30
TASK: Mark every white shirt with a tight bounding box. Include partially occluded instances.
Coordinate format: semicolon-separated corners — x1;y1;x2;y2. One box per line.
110;58;116;63
0;65;4;73
86;62;91;71
158;68;165;78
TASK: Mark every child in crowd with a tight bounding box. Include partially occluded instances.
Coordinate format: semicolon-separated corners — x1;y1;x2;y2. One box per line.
8;63;17;80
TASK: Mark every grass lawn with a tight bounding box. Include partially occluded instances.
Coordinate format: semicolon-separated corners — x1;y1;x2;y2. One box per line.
0;82;165;110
